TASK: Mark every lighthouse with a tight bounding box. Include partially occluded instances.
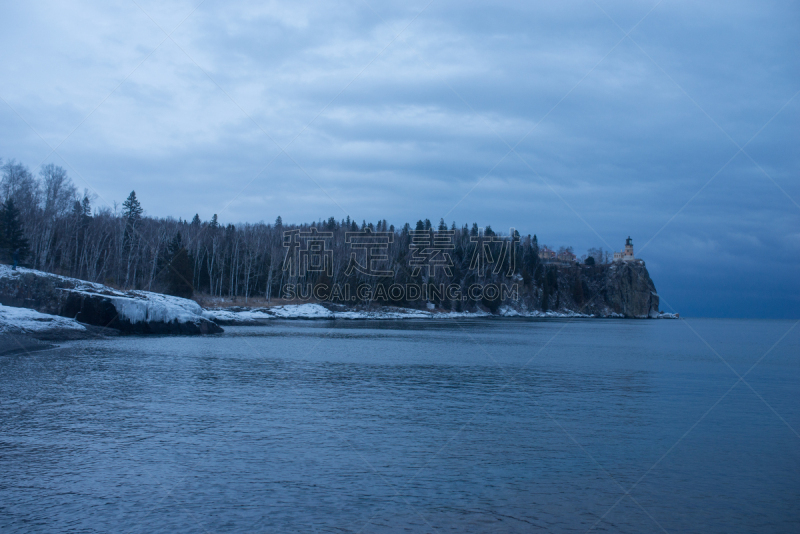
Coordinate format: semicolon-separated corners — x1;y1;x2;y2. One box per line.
624;236;634;260
613;237;635;262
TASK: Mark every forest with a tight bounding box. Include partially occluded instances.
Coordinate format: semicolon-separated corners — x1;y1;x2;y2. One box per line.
0;159;613;311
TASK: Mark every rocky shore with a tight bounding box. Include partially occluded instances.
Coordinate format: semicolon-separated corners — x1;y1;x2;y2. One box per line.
0;266;222;340
0;262;676;346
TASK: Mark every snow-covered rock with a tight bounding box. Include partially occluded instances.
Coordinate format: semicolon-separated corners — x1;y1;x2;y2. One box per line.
0;303;87;335
0;266;222;335
0;302;117;344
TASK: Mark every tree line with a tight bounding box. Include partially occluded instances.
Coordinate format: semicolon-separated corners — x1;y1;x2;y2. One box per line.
1;159;614;311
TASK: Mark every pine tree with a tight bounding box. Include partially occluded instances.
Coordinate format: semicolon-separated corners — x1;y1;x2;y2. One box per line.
210;214;219;229
72;199;83;219
122;191;142;248
81;196;92;218
165;232;194;298
2;199;30;262
120;191;144;286
191;213;201;226
122;191;143;221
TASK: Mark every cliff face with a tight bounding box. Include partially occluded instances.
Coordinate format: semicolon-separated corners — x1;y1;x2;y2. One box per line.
0;266;222;335
527;260;660;318
599;261;659;318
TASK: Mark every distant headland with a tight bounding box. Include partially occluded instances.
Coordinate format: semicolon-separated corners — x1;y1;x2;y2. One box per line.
0;161;676;343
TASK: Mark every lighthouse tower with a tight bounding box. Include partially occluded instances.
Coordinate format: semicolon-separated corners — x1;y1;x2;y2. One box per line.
613;237;636;262
624;236;634;261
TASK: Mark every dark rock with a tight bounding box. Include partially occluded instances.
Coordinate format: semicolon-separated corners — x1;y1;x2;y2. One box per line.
537;261;660;318
602;261;659;318
0;267;222;335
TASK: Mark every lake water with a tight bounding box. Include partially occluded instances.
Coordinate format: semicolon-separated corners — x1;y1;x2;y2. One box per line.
1;318;798;533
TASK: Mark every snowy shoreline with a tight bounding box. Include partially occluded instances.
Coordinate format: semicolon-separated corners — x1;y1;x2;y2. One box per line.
0;300;678;345
0;265;679;346
202;303;678;324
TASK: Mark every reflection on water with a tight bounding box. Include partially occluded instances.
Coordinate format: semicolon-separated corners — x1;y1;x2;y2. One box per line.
1;318;798;533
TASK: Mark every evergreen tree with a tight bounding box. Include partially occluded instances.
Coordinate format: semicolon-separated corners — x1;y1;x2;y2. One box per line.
81;196;92;218
2;199;30;262
165;231;194;298
122;191;142;246
191;213;201;226
71;199;83;219
210;214;219;229
122;191;143;221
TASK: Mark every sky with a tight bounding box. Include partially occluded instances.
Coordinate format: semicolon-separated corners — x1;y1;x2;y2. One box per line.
0;0;798;318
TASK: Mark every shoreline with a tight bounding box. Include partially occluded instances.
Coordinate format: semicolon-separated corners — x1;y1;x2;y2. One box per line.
202;303;679;325
0;302;679;344
0;265;678;345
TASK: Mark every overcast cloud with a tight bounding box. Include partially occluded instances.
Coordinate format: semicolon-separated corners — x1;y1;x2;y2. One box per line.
1;0;798;317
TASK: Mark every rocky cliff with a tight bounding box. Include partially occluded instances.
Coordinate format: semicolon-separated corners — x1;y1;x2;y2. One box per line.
0;266;222;335
601;261;660;318
540;260;660;318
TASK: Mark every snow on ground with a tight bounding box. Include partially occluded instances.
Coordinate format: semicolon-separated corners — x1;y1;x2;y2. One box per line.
270;304;334;319
211;303;660;321
497;306;595;318
201;309;274;323
201;303;542;321
0;304;87;334
202;302;617;322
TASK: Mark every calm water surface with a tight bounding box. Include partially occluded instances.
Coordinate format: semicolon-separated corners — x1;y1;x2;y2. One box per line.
1;318;798;533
